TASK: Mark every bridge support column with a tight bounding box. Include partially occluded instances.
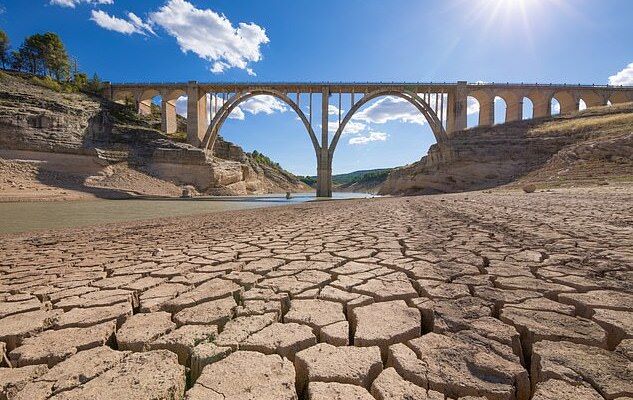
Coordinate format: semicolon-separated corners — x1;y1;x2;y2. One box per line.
506;99;523;122
479;98;495;126
137;99;152;116
447;82;467;134
316;87;332;197
187;81;208;147
161;98;177;134
532;94;551;118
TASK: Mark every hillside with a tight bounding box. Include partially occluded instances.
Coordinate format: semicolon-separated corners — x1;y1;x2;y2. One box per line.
0;71;309;200
380;103;633;195
300;168;392;194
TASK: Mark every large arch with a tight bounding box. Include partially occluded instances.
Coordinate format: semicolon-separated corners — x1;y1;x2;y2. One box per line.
328;90;447;159
201;89;320;155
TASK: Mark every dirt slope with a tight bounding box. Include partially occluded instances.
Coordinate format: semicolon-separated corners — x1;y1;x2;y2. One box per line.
380;103;633;195
0;71;309;200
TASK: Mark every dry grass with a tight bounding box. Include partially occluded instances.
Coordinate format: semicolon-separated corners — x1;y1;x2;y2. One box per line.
529;103;633;137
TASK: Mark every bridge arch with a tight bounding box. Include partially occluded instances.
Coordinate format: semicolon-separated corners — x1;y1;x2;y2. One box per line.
328;90;447;159
522;96;534;119
201;89;320;155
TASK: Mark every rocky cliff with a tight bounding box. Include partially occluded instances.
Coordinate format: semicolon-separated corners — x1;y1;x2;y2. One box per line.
0;71;309;199
380;103;633;195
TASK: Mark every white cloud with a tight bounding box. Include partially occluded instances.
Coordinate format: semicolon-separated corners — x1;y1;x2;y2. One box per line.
51;0;112;7
90;10;154;35
240;95;287;116
551;100;561;114
608;62;633;86
149;0;269;75
328;104;344;115
328;120;367;135
175;94;285;122
467;97;480;115
353;96;426;125
348;131;388;145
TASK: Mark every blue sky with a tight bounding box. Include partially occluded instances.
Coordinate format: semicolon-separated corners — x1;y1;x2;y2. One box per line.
1;0;632;175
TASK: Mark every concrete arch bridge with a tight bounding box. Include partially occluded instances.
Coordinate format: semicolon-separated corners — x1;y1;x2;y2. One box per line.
105;81;633;197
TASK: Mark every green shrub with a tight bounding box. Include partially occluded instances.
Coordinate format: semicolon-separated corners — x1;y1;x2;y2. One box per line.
29;75;62;92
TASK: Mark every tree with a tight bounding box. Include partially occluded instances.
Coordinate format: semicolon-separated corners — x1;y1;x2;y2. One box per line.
74;72;88;88
41;32;70;80
86;73;102;92
15;32;69;79
0;29;9;69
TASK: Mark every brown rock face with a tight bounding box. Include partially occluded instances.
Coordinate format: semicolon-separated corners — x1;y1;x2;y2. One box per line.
379;103;633;195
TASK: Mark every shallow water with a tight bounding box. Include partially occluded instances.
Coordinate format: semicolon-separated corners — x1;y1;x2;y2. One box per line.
0;192;374;234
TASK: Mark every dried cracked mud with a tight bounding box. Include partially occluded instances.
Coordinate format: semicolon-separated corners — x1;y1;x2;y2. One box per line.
1;187;632;399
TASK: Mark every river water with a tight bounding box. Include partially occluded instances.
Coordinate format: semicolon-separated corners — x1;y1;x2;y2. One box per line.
0;192;374;234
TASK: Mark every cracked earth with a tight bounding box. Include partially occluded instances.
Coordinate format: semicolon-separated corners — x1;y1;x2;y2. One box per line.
1;187;632;399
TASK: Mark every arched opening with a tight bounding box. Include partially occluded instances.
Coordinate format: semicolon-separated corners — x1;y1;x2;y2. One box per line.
522;97;534;120
203;91;321;194
137;89;159;116
329;93;439;182
112;90;134;106
494;96;507;125
579;99;587;111
466;96;480;128
551;97;561;116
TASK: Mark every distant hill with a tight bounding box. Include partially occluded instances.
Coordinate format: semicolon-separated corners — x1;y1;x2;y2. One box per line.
300;168;392;193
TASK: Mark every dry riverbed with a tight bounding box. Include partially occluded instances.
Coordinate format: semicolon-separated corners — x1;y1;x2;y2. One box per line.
0;186;632;399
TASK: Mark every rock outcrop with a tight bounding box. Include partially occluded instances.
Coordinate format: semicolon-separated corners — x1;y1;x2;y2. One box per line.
0;71;309;198
380;103;633;195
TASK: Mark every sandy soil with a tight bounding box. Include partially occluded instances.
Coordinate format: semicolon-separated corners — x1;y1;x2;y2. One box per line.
0;158;182;202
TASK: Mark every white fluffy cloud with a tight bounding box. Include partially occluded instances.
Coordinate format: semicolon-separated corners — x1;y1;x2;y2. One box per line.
328;120;367;135
348;131;388;145
149;0;269;75
175;95;286;122
608;62;633;86
51;0;112;7
240;96;287;116
90;10;154;35
328;104;344;115
353;96;426;125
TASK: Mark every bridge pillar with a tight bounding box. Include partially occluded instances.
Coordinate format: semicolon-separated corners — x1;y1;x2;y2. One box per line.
532;93;551;118
447;82;467;134
161;98;178;134
187;81;208;147
479;97;495;126
316;87;332;197
506;99;523;122
137;99;152;116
